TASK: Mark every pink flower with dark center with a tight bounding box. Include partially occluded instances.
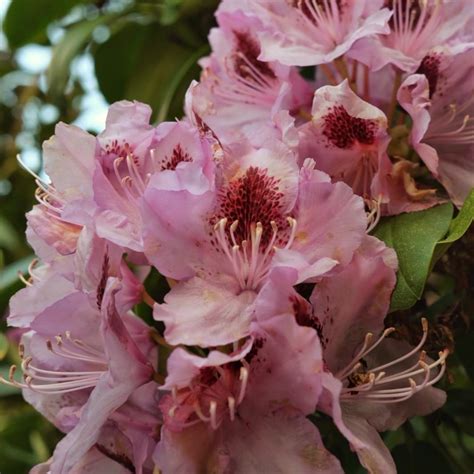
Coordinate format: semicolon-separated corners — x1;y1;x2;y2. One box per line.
154;269;343;473
142;145;366;346
31;100;216;256
398;44;474;206
298;80;442;217
190;9;312;147
221;0;391;67
2;280;155;474
350;0;474;72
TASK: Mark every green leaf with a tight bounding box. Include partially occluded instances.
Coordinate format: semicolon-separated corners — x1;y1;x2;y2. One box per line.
432;189;474;264
392;441;454;474
47;13;120;97
374;204;453;312
4;0;85;48
94;21;206;121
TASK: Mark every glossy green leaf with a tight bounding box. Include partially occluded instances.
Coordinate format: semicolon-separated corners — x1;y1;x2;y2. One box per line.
374;203;453;312
4;0;85;48
432;189;474;264
94;21;206;121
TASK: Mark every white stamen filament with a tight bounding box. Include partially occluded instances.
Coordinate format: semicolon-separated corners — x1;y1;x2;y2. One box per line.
213;217;297;291
168;361;250;430
366;196;382;234
0;335;107;395
388;0;442;56
340;318;448;403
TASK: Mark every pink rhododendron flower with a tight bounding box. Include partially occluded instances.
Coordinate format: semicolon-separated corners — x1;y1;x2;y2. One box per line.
8;227;143;330
154;269;343;473
3;0;464;469
307;236;447;472
298;80;440;217
397;44;474;207
190;8;312;147
35;101;216;256
220;0;391;67
3;281;156;473
350;0;474;72
143;145;366;346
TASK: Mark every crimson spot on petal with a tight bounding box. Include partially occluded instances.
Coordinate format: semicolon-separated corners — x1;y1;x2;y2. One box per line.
416;53;442;98
322;105;377;149
160;144;193;171
216;167;285;247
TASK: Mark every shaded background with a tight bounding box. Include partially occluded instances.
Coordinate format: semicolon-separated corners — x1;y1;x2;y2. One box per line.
0;1;473;472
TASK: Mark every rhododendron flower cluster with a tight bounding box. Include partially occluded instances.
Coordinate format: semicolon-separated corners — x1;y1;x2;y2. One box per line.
3;1;473;473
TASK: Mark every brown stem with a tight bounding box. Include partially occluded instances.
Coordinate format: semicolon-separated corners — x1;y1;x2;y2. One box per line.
319;64;338;85
388;69;403;126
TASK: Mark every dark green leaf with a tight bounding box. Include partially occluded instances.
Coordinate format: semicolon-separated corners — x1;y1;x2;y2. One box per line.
392;441;454;474
4;0;85;48
374;204;453;312
94;21;206;121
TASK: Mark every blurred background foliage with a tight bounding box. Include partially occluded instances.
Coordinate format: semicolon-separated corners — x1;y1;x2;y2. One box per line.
0;0;473;473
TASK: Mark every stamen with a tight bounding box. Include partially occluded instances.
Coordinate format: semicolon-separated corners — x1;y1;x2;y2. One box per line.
340;318;448;404
228;396;236;421
238;366;249;404
209;400;218;429
213;218;298;291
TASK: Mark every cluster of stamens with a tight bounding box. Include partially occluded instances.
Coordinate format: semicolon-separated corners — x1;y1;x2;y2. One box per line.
0;332;107;395
293;0;344;45
426;99;474;147
387;0;442;55
215;52;279;107
338;318;448;403
17;155;64;218
112;155;149;201
365;196;383;233
167;363;249;430
213;217;297;291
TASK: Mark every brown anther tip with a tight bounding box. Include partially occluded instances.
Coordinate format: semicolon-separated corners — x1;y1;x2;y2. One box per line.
46;340;53;351
9;365;17;379
419;361;429;370
18;343;25;357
